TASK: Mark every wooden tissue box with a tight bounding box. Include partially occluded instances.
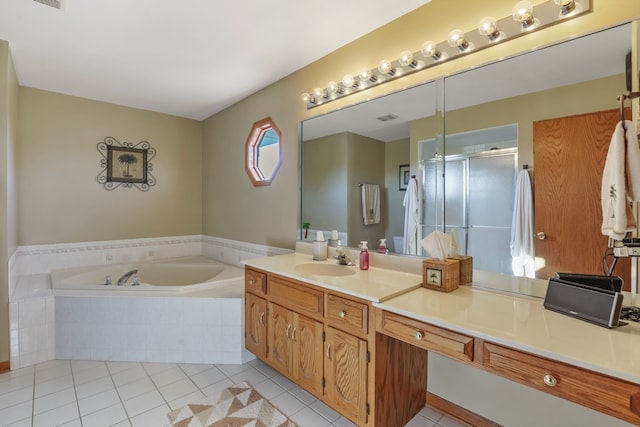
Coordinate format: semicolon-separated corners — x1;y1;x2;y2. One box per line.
422;258;459;292
448;255;473;284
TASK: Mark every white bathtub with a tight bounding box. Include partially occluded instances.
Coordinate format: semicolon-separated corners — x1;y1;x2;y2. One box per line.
51;257;252;364
51;256;244;296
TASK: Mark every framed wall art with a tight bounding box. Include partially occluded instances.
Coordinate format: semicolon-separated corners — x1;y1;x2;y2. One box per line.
97;137;156;191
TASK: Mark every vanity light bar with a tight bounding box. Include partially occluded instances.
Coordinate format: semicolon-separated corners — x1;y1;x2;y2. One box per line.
301;0;591;109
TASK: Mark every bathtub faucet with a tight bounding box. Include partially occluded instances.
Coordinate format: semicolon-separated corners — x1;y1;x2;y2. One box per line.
117;269;139;286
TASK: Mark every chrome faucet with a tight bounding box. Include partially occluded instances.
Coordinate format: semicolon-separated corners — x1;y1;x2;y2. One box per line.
334;246;354;266
117;269;138;286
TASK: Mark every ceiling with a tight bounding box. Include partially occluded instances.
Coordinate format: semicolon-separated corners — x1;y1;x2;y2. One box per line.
0;0;430;120
302;23;632;142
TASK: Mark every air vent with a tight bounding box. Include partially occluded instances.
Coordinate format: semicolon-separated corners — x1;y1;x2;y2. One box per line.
375;114;399;122
33;0;63;9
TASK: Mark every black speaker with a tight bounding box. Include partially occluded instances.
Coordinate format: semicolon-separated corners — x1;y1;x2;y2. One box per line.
544;278;625;328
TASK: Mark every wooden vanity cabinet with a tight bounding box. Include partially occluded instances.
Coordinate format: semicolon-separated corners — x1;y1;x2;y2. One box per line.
244;267;371;426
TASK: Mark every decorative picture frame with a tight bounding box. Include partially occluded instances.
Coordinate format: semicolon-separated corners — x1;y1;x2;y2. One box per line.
399;164;410;191
97;137;156;191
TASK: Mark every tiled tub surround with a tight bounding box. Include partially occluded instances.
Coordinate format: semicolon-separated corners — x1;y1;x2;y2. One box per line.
8;235;292;370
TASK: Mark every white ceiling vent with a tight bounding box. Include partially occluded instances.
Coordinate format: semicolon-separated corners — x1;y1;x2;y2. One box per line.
376;114;399;122
33;0;64;10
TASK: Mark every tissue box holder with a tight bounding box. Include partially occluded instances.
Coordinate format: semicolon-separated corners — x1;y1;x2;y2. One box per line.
448;255;473;284
422;258;459;292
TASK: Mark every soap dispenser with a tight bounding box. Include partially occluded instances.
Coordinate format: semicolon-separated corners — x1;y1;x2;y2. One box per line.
377;238;389;254
359;241;369;270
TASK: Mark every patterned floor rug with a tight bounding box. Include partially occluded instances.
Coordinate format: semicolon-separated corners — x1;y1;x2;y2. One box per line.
167;382;297;427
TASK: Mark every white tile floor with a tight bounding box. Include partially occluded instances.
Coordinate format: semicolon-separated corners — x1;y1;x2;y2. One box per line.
0;358;467;427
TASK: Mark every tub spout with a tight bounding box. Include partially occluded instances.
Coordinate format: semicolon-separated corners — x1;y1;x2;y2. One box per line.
117;269;138;286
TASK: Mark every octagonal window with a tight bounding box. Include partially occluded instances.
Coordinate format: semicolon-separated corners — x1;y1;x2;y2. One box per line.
245;117;282;186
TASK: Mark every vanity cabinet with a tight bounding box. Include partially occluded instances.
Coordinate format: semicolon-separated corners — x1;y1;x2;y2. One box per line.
244;267;372;426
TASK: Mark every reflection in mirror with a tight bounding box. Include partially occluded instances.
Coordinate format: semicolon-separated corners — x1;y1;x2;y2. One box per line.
299;22;634;282
245;117;282;186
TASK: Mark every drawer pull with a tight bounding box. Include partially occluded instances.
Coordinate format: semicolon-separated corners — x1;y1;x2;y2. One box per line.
292;327;297;342
543;374;557;387
286;324;292;339
339;310;347;319
415;331;424;340
326;344;332;360
248;278;255;285
258;311;265;326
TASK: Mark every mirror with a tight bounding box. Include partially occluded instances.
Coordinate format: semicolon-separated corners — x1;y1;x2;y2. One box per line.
300;22;633;278
245;117;282;186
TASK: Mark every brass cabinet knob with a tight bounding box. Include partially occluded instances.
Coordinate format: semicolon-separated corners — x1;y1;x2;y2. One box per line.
543;374;557;387
248;278;255;285
339;310;347;319
415;331;424;340
537;232;547;240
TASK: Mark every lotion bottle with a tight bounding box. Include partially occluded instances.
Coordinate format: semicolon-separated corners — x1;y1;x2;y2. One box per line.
359;241;369;270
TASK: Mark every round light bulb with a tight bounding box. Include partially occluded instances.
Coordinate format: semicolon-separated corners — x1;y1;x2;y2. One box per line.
512;1;535;28
399;50;415;67
447;29;469;51
327;81;338;94
342;74;355;88
378;59;395;76
359;69;376;83
312;87;324;99
300;93;310;103
478;16;501;41
554;0;576;14
421;41;442;60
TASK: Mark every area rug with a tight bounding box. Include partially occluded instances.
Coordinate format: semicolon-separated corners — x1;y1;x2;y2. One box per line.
167;382;297;427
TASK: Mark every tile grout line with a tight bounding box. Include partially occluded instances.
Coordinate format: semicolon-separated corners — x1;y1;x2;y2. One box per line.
67;360;83;427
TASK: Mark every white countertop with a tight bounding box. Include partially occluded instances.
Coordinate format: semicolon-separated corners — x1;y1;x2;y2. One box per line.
243;252;422;303
375;286;640;384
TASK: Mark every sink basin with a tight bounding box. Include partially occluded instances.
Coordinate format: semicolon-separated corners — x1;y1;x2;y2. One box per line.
294;263;356;277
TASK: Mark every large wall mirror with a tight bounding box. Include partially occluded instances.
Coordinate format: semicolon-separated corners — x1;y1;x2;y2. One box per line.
300;21;635;282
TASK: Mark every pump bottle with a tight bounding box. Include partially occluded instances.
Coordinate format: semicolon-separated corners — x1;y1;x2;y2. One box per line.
359;241;369;270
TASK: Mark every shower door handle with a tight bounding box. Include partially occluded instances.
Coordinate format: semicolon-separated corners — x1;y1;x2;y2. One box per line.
537;232;547;240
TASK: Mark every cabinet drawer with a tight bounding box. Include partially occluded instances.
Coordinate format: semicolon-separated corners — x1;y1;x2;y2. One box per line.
245;269;267;296
376;310;473;363
482;342;640;425
268;276;323;317
327;294;368;335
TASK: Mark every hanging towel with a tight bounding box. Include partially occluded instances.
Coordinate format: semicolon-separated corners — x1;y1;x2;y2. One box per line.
510;169;535;278
403;178;419;255
601;120;640;240
361;184;380;225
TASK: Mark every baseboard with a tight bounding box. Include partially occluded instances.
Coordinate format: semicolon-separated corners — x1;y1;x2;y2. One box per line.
426;392;502;427
0;360;10;374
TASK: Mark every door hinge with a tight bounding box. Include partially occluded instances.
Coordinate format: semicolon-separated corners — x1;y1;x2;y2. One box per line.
366;351;370;363
322;331;326;341
322;377;325;388
366;403;370;415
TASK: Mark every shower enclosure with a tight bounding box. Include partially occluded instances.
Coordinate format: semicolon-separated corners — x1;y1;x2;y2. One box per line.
420;125;518;275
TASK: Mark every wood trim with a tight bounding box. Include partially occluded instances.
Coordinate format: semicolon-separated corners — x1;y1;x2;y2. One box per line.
0;360;10;374
426;392;502;427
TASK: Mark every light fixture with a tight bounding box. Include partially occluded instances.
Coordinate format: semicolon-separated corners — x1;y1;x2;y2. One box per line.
512;1;537;30
554;0;576;15
447;29;470;52
378;59;396;76
478;16;503;41
301;0;591;109
421;41;443;61
399;50;419;68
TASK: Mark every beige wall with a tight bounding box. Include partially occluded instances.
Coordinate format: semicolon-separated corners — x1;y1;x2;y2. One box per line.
385;138;410;244
17;88;203;244
202;0;640;249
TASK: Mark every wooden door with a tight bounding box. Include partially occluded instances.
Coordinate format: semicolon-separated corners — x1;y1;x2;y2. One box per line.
324;326;368;425
291;313;323;395
245;293;267;360
268;303;292;375
534;108;630;286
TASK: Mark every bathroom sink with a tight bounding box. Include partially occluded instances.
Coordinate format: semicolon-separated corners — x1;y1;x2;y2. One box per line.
294;263;356;277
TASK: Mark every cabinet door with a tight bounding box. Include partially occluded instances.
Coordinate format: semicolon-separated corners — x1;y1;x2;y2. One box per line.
245;292;267;360
325;326;368;425
291;313;323;395
268;303;292;375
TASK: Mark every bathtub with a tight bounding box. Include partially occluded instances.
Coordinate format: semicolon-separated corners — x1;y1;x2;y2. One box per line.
51;257;253;364
51;256;244;296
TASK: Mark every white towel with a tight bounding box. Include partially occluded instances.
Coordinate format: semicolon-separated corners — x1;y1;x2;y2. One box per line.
510;169;535;278
601;120;640;240
403;178;419;255
361;184;380;225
